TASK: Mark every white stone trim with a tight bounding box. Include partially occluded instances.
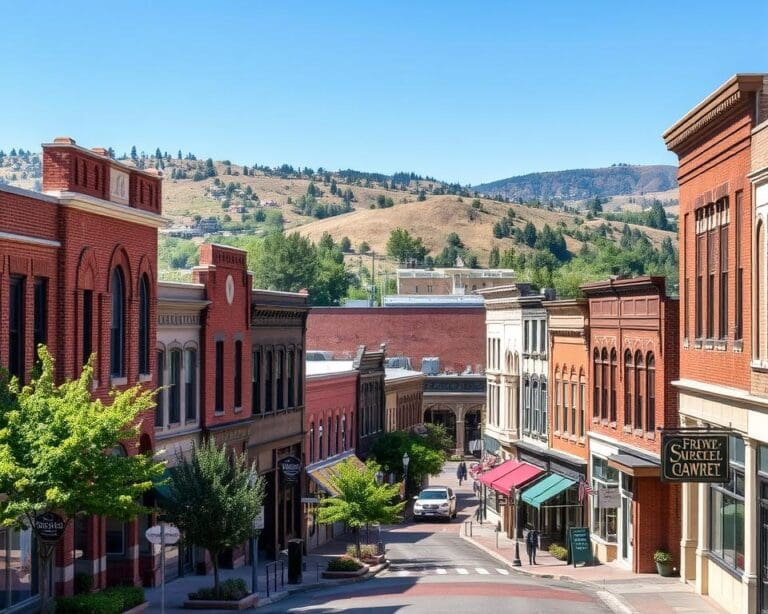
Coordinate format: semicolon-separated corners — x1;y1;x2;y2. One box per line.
0;230;60;248
49;191;170;228
0;183;58;202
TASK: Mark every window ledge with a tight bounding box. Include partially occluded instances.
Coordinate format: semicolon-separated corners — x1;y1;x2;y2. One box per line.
683;337;690;349
110;376;128;387
622;425;632;434
609;421;617;429
733;340;744;353
645;431;656;441
704;339;715;350
138;373;152;383
751;360;768;373
234;406;243;414
633;428;644;437
214;410;224;416
715;339;728;351
693;339;702;349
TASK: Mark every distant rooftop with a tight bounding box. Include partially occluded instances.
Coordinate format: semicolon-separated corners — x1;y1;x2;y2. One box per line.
305;360;356;377
396;268;515;279
383;295;485;307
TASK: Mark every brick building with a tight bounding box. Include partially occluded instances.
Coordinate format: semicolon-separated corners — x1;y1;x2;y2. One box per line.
396;267;515;295
385;367;425;433
0;138;164;610
581;276;680;573
665;73;768;613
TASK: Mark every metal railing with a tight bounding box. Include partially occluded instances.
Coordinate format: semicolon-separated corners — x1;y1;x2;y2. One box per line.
264;560;285;597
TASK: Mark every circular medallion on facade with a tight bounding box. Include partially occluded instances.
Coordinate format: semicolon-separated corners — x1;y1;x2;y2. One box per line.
226;274;235;305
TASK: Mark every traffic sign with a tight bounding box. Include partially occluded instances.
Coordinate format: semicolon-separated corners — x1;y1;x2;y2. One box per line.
253;507;265;531
145;524;181;545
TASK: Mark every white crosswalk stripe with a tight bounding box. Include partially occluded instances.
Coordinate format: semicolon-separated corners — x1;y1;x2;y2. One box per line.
396;570;410;577
475;567;490;575
387;565;512;577
455;567;469;575
434;568;448;575
495;568;509;575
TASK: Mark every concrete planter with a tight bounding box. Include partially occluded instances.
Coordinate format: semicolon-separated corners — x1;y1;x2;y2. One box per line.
183;593;258;610
322;564;370;579
361;554;386;565
123;603;149;614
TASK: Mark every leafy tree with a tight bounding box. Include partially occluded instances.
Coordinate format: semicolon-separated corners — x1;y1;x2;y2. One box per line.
386;228;428;264
0;348;163;612
161;438;265;598
488;245;500;268
588;197;603;214
330;179;338;195
648;200;669;230
523;222;538;247
371;431;446;495
422;423;454;454
359;241;370;255
317;459;404;558
340;236;352;252
446;232;464;249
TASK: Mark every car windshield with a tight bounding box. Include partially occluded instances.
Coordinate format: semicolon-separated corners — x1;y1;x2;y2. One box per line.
419;490;448;500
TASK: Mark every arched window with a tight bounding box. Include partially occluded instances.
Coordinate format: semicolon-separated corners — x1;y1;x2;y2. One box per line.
578;368;586;437
327;416;332;456
532;378;540;435
593;349;601;419
309;422;315;463
554;367;561;432
634;351;644;429
646;353;656;433
624;350;633;427
601;348;608;421
169;348;181;423
341;415;347;450
540;377;547;438
570;368;577;435
609;349;617;423
138;275;150;375
318;423;324;461
758;221;766;360
110;267;125;378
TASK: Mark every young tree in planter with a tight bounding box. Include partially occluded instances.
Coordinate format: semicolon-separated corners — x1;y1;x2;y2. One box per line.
0;347;164;613
161;438;265;599
317;459;403;558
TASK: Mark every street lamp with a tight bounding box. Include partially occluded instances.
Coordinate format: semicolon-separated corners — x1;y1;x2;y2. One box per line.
512;490;522;567
402;452;410;498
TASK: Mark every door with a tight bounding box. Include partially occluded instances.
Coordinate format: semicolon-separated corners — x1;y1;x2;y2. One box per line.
760;482;768;613
621;494;633;565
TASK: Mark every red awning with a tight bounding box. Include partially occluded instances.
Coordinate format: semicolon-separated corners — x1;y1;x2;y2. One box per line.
478;460;543;495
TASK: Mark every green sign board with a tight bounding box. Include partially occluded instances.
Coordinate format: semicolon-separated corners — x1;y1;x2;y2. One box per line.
568;527;592;567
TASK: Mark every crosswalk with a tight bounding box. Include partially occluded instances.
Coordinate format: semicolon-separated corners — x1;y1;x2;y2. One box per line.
386;565;512;578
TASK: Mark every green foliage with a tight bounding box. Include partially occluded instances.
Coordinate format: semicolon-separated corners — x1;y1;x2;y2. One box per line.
161;438;265;598
327;555;365;571
346;543;378;559
523;221;537;247
488;245;500;268
74;572;93;595
159;237;200;270
359;241;370;254
603;200;673;231
386;228;429;264
188;579;249;601
340;236;352;252
548;544;568;561
653;550;673;564
422;423;454;453
371;430;446;493
535;224;569;262
56;586;145;614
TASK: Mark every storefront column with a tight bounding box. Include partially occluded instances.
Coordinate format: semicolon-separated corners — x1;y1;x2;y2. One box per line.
743;438;758;613
695;479;710;595
679;480;698;583
510;382;519;435
455;405;466;456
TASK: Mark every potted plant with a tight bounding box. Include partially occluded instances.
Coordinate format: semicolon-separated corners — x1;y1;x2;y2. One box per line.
653;550;674;576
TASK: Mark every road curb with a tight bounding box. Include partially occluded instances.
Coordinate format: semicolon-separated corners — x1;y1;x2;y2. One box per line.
458;530;637;614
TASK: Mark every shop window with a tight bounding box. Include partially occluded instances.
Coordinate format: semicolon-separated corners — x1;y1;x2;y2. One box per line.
9;275;25;381
138;275;150;374
709;436;745;572
591;456;618;543
1;526;38;607
169;349;181;423
106;518;126;556
110;267;125;378
185;348;197;421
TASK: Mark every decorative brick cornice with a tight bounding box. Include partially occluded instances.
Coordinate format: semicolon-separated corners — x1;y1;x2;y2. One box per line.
666;91;741;151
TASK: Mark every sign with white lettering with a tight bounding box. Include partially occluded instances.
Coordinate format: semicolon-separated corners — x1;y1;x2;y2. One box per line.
661;433;729;483
279;456;302;484
145;524;181;545
33;511;66;542
597;487;621;509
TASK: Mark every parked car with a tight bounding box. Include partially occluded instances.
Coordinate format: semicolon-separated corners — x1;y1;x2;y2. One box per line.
413;486;456;521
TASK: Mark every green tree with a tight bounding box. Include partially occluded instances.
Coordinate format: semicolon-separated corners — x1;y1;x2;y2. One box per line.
422;423;455;454
205;158;216;177
446;232;464;249
130;145;137;160
317;459;404;558
0;348;164;612
488;245;500;268
372;431;446;495
161;438;265;598
523;222;537;247
386;228;428;264
648;200;669;230
340;236;352;252
359;241;370;254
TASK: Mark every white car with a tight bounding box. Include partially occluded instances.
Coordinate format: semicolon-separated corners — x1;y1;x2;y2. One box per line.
413;486;457;521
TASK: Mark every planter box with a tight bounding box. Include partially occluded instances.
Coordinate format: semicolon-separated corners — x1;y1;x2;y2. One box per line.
322;564;370;579
183;593;258;610
124;603;149;614
361;554;386;565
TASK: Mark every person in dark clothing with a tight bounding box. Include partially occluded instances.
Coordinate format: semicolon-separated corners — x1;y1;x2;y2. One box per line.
525;526;539;565
456;461;467;485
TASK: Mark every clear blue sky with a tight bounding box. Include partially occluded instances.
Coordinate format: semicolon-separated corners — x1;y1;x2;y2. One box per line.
1;1;766;185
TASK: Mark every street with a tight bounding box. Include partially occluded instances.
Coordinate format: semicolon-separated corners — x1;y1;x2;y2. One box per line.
257;462;612;613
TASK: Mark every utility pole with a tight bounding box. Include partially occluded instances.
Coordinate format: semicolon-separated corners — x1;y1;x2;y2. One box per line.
371;251;376;306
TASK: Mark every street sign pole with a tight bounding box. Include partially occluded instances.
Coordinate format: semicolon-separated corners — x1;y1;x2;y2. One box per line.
250;535;258;594
160;523;165;614
146;524;179;614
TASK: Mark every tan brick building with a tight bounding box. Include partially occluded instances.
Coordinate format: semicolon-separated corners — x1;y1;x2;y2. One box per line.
396;267;515;295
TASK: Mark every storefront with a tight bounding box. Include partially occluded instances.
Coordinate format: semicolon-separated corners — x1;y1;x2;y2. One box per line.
0;526;38;613
478;459;542;536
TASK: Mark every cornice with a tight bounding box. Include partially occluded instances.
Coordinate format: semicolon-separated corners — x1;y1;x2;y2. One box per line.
49;191;169;228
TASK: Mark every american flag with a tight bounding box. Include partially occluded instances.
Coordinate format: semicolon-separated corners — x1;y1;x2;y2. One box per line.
578;479;595;503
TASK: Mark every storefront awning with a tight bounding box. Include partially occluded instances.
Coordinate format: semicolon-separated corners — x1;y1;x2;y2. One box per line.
479;460;543;495
151;468;173;505
521;473;576;508
607;453;659;477
306;452;367;497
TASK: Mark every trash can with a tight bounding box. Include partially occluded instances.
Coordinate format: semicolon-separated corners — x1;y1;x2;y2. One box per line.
287;539;303;584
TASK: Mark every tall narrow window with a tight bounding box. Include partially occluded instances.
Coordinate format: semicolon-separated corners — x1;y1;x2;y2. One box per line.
341;415;347;450
252;349;261;415
287;350;295;408
684;213;689;340
579;375;586;437
169;349;181;423
82;289;93;367
540;378;547;438
646;353;656;433
707;228;715;339
155;350;165;427
696;232;705;338
297;349;304;406
735;191;743;341
309;422;315;463
265;350;273;412
110;267;125;378
540;320;547;354
185;348;197;421
336;415;341;454
234;340;242;408
593;349;600;419
609;349;617;423
33;278;47;355
601;348;608;421
531;321;538;354
532;379;540;435
624;350;633;427
554;370;560;432
138;276;150;374
720;224;728;340
9;276;25;381
318;424;324;461
215;340;224;413
562;379;568;433
276;350;284;410
634;351;644;429
328;417;332;456
523;376;531;432
571;380;577;435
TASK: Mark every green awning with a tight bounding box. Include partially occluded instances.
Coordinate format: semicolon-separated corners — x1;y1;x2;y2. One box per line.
152;469;173;505
521;474;576;509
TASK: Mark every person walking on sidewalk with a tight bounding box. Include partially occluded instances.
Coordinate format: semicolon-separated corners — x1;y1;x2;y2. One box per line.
525;525;539;565
456;461;467;485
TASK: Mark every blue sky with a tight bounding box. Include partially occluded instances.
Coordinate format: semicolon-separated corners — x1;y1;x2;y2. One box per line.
1;1;766;184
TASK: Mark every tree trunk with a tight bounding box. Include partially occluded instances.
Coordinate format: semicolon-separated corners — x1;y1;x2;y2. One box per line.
211;552;221;599
38;544;54;613
354;527;361;559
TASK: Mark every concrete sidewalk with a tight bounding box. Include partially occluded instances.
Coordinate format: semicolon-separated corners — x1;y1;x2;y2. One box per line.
143;533;382;612
438;459;726;614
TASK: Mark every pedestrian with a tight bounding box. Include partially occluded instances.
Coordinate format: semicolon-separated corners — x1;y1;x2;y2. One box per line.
525;525;539;565
456;462;465;486
460;461;467;484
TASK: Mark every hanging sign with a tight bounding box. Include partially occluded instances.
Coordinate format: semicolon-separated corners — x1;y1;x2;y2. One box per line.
597;488;620;509
279;456;302;484
33;511;66;542
661;433;729;483
253;506;265;531
145;523;181;545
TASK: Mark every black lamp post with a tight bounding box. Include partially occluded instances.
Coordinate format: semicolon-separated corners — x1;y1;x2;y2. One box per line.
512;489;522;567
402;452;410;498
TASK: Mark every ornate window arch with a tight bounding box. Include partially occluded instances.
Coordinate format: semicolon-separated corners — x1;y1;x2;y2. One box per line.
624;349;633;427
634;350;644;429
592;348;601;419
646;352;656;433
110;267;126;378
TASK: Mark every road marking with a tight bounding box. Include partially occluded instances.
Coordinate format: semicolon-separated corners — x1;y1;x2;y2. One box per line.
455;567;469;575
495;568;509;575
396;570;410;577
434;568;448;575
475;567;490;575
596;590;633;614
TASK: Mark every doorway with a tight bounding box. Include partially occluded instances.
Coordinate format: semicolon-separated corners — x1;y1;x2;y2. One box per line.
620;474;633;567
759;480;768;613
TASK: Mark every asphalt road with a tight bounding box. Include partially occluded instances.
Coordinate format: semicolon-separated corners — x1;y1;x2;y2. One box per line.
258;464;612;613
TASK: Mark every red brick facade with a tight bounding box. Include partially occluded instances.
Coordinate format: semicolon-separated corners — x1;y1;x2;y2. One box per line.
307;307;486;373
305;371;358;465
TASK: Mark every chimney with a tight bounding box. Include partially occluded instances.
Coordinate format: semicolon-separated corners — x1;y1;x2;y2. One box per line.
91;147;109;157
53;136;76;145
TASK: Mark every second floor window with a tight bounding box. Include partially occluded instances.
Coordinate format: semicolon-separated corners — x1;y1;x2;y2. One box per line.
110;267;125;378
252;349;261;415
185;348;197;421
33;278;47;355
9;276;25;380
155;350;164;427
169;349;181;423
234;340;242;408
138;276;150;374
215;340;224;413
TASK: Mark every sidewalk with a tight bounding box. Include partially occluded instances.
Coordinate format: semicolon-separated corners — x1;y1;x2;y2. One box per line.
143;533;382;612
439;459;727;614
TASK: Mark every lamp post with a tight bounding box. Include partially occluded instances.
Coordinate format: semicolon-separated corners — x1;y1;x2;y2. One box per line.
402;452;410;499
512;490;522;567
375;471;385;554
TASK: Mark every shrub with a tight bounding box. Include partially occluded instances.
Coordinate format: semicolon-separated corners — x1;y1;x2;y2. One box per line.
74;571;93;595
346;543;378;559
327;555;364;572
653;550;673;564
57;586;145;614
189;578;249;601
548;543;568;561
